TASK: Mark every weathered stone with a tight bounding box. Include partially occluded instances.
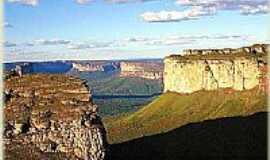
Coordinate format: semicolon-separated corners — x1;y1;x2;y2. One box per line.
164;44;268;93
4;74;107;160
119;61;163;80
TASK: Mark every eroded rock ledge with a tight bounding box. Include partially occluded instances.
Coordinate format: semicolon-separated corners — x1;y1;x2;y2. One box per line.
4;74;107;160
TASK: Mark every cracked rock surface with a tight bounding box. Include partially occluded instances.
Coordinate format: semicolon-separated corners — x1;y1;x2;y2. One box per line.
4;74;107;160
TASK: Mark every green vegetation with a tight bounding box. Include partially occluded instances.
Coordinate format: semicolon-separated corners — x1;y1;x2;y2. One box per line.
69;70;163;117
92;77;162;117
89;76;162;95
103;87;267;144
94;97;157;117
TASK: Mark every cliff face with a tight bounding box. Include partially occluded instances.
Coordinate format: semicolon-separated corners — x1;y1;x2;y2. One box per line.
164;44;268;93
4;62;73;74
4;74;107;160
120;61;163;80
72;61;120;72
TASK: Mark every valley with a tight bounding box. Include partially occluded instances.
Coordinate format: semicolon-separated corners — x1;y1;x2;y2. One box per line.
4;59;164;117
3;44;268;160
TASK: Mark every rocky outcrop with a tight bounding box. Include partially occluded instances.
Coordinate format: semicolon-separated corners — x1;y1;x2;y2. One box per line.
164;44;269;93
72;61;120;72
182;44;269;56
119;61;163;80
4;74;107;160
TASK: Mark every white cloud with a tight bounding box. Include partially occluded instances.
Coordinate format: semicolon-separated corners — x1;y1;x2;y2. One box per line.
76;0;93;5
67;42;113;50
175;0;270;15
125;37;149;42
142;0;270;23
74;0;158;5
35;39;71;45
4;22;13;28
106;0;157;4
141;6;216;22
7;0;39;6
240;4;270;15
127;34;250;46
3;41;17;47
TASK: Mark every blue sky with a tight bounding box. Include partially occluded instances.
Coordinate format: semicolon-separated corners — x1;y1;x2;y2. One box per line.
4;0;270;62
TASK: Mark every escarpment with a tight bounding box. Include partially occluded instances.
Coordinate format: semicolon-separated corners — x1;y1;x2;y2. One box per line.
4;74;107;160
72;61;120;72
120;61;163;80
164;44;269;93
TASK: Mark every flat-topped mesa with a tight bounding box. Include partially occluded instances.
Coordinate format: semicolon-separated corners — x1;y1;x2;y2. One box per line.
4;74;107;160
164;44;268;94
72;61;120;72
119;61;163;80
72;63;105;72
180;44;269;57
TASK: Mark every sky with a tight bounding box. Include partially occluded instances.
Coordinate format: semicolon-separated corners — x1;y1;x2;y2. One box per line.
3;0;270;62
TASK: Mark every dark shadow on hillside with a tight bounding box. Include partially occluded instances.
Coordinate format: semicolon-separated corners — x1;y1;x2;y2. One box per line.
107;112;267;160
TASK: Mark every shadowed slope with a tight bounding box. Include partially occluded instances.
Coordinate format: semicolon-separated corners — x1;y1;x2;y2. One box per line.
108;112;267;160
104;87;267;144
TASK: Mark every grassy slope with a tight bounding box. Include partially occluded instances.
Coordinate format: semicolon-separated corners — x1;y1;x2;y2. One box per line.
104;87;267;144
91;76;162;117
90;77;162;95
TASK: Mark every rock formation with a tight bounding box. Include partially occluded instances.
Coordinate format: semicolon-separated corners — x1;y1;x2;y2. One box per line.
119;61;163;80
4;61;73;74
164;44;269;93
72;61;120;72
4;74;107;160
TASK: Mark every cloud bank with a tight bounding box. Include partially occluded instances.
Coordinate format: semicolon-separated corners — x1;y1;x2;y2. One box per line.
7;0;157;6
7;0;39;6
35;39;71;45
4;22;13;28
141;0;270;22
141;6;216;22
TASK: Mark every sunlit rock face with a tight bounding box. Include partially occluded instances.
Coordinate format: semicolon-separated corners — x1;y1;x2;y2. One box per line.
164;44;268;93
4;74;107;160
71;61;120;72
119;61;163;80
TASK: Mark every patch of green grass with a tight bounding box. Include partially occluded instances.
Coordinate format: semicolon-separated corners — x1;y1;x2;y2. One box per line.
103;87;267;144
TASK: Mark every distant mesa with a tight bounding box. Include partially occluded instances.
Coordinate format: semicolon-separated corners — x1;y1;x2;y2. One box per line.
164;44;268;93
4;60;165;80
119;60;164;80
4;61;73;75
71;61;120;72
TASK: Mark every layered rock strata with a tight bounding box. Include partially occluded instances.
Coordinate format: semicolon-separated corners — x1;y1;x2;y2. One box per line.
164;44;269;93
4;74;107;160
72;61;120;72
119;61;163;80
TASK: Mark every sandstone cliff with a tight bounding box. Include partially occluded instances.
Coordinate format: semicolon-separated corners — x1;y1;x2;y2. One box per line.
72;61;120;72
164;44;268;93
119;61;163;80
4;74;107;160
